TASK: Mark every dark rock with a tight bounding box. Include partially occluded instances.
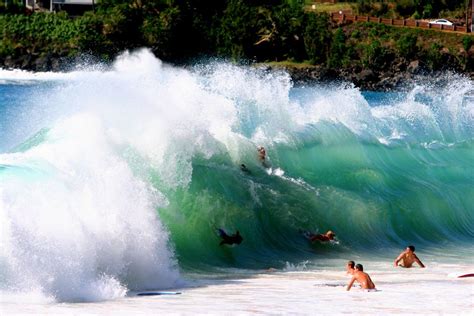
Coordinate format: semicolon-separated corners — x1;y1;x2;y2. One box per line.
3;56;15;69
408;60;420;74
34;54;51;72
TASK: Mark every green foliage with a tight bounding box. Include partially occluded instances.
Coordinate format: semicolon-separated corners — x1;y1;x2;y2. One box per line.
328;28;347;68
395;0;416;17
351;30;361;40
0;0;24;14
75;12;107;53
0;12;81;56
393;0;465;19
361;40;391;69
426;43;443;69
0;0;470;73
462;36;473;52
397;33;418;59
217;0;260;60
303;12;331;64
270;1;306;61
142;6;181;59
422;4;433;19
356;0;373;15
373;3;389;17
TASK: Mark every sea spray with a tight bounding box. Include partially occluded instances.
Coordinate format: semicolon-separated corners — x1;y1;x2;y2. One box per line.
1;108;180;301
0;49;473;301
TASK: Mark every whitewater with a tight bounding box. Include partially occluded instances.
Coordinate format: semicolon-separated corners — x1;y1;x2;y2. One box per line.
0;49;473;314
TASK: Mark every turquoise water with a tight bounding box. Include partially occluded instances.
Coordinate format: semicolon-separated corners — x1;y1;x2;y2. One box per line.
0;50;473;301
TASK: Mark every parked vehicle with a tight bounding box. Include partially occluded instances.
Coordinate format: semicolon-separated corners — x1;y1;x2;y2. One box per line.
429;19;454;26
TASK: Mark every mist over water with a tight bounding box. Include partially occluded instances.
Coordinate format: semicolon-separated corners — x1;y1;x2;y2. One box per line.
1;49;473;302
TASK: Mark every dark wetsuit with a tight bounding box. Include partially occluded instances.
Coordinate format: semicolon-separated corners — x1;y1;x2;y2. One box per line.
218;229;243;246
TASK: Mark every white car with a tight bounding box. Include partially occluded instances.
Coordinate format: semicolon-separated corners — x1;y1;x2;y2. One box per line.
429;19;454;26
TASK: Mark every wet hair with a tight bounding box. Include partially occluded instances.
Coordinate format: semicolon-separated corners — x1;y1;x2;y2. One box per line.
347;261;355;268
355;264;363;271
408;245;415;252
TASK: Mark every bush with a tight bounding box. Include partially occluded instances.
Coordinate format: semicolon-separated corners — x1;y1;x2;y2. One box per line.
397;33;418;59
357;0;373;15
142;6;181;59
328;28;347;68
271;1;306;61
303;12;331;64
217;0;260;60
362;40;391;69
462;36;473;52
422;4;433;19
426;43;443;70
395;0;416;17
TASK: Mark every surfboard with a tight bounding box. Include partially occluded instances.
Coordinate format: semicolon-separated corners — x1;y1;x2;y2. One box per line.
137;291;182;296
447;272;474;279
457;273;474;278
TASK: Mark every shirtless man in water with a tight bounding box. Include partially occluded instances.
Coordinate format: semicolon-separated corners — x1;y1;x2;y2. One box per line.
394;245;425;268
346;264;376;291
346;261;355;275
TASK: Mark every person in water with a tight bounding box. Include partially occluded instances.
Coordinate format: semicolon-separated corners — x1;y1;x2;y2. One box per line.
218;229;243;246
240;164;251;174
305;230;336;242
394;245;425;268
257;146;266;162
346;264;376;291
346;260;356;275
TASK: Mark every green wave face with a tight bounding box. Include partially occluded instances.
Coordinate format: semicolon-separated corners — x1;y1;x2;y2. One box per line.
157;138;474;269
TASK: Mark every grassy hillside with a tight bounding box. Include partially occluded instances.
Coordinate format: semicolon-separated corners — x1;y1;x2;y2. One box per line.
0;0;472;78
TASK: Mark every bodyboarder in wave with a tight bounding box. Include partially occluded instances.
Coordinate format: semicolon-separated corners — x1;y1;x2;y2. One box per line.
218;228;243;246
303;230;336;242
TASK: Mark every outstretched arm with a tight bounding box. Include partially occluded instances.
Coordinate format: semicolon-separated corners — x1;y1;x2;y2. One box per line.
414;254;425;268
346;277;356;291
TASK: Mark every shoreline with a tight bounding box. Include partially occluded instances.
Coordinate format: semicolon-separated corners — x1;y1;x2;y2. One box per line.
262;63;474;91
2;55;473;91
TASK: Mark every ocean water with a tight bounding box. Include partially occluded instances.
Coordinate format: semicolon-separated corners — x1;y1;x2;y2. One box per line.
0;49;473;314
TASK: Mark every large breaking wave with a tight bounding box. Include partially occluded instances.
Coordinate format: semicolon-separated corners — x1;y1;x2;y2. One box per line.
1;49;473;302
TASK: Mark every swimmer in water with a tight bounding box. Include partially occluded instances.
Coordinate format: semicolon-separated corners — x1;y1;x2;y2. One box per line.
346;264;376;291
394;245;425;268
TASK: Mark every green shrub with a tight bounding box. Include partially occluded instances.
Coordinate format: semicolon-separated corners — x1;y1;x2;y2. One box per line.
397;33;418;59
217;0;260;60
328;28;347;68
462;36;473;52
303;12;331;64
362;40;391;69
395;0;416;17
271;1;306;61
426;43;443;70
351;30;361;40
357;0;373;15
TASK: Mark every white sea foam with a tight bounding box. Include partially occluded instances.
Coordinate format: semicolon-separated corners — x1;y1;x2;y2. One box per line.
0;113;179;302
